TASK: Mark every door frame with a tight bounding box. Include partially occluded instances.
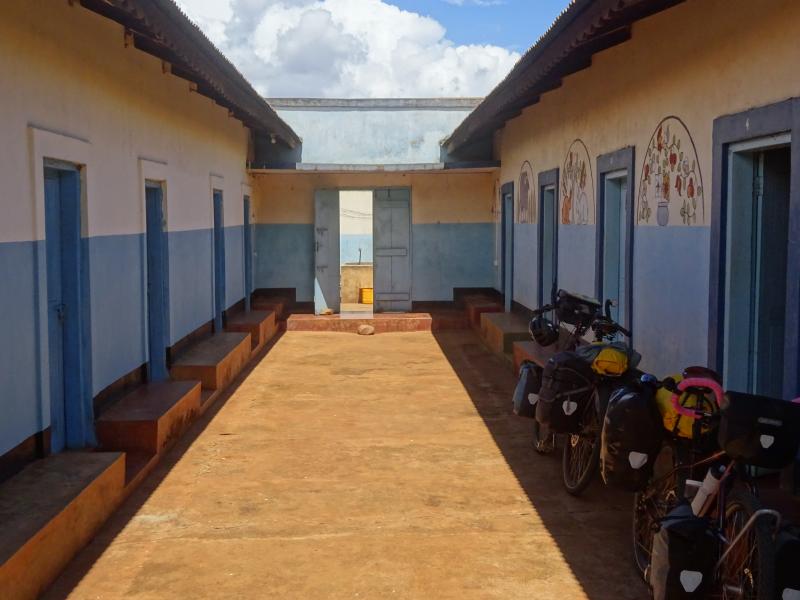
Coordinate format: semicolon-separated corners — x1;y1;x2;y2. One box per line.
243;195;253;311
710;98;800;397
212;189;225;331
145;180;170;382
43;161;94;452
500;181;514;313
595;147;635;337
538;168;559;307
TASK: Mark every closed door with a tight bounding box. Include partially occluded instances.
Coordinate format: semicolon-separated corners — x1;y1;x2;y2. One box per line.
601;173;628;325
373;188;411;312
724;144;791;396
213;190;225;331
314;189;340;314
502;191;514;312
145;182;169;381
45;166;90;451
539;185;558;306
243;195;253;311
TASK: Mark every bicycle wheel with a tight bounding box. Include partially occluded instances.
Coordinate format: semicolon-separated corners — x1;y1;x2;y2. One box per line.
716;489;776;600
632;473;681;580
532;421;556;454
561;394;601;495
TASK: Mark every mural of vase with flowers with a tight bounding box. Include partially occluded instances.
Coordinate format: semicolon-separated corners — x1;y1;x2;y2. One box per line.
638;117;704;227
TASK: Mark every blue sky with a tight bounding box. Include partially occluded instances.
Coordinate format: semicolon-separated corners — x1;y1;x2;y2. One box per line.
391;0;569;52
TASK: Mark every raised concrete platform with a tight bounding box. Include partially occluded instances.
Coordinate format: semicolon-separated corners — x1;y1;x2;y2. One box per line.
462;294;503;329
512;329;586;374
96;380;202;456
480;312;530;355
171;332;251;390
226;310;277;352
0;452;125;600
286;311;468;333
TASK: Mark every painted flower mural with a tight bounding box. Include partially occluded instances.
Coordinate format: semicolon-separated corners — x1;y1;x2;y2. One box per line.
637;116;705;226
517;161;535;224
561;140;594;225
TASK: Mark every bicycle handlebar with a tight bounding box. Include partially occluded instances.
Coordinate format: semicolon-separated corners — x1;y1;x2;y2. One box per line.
669;377;724;420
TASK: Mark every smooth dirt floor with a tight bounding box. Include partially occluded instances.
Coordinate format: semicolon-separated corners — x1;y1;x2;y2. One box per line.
47;331;648;599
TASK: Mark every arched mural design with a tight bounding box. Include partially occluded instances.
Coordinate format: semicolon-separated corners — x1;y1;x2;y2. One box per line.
560;140;595;225
517;161;535;224
637;116;705;226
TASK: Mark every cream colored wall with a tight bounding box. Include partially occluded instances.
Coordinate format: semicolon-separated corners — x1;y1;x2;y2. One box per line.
497;0;800;216
251;171;496;225
0;0;250;242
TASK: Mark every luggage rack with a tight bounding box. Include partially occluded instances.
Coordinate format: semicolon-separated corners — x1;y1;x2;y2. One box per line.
715;508;781;573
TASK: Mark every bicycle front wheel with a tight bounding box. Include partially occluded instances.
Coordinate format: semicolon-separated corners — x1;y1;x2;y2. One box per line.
562;430;600;495
716;489;776;600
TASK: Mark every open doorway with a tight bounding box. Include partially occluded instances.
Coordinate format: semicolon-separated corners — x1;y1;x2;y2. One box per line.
724;138;791;397
340;191;374;318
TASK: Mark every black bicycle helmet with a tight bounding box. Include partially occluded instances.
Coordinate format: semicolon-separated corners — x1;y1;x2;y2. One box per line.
529;315;559;347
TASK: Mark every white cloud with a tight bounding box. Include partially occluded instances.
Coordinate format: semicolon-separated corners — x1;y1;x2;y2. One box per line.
174;0;519;97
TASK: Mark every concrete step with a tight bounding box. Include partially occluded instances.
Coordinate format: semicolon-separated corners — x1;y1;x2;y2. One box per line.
480;312;531;354
251;296;288;319
0;452;125;600
226;310;277;352
96;380;202;456
462;294;503;329
286;311;468;333
171;332;251;391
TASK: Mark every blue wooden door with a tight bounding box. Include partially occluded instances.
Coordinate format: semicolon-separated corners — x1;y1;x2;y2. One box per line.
213;190;225;331
243;195;253;311
502;191;514;312
146;183;169;381
314;190;340;314
601;174;628;325
45;166;93;451
539;185;558;306
373;188;411;312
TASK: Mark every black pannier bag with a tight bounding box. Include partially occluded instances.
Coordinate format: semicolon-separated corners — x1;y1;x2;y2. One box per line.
554;289;601;329
775;527;800;600
650;502;718;600
600;385;663;491
718;392;800;469
535;351;595;434
512;361;542;418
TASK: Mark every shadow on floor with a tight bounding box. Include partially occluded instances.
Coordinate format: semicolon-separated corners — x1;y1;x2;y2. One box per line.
432;330;649;600
43;331;287;599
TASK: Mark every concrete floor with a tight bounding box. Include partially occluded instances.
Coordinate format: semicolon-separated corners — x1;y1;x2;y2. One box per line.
47;331;647;600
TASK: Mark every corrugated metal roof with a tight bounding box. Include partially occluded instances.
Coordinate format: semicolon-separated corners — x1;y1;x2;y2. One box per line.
444;0;685;154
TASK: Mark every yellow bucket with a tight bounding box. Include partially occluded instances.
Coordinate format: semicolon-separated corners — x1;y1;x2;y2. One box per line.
359;287;374;304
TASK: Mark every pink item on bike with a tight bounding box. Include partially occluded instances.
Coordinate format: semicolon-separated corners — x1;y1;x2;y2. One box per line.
670;377;724;420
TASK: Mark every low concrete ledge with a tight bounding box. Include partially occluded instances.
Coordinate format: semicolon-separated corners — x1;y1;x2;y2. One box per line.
226;310;277;352
480;312;530;355
171;332;251;390
96;380;202;456
463;295;503;329
0;452;125;600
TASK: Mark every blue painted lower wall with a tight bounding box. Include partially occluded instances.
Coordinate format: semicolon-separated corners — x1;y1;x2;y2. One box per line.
87;234;147;395
168;228;213;344
558;224;596;299
513;223;538;311
633;226;710;377
411;223;494;301
254;222;494;303
254;224;315;302
0;240;43;456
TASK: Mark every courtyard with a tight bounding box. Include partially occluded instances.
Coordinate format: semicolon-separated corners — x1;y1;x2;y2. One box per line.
45;331;645;599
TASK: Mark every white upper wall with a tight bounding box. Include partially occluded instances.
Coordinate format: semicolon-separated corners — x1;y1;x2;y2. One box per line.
270;99;480;165
0;0;251;242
